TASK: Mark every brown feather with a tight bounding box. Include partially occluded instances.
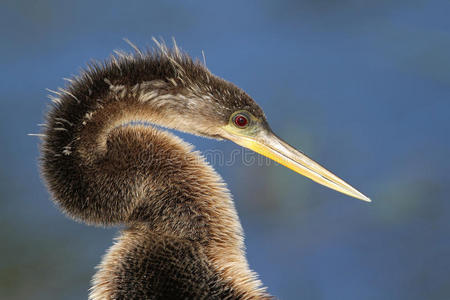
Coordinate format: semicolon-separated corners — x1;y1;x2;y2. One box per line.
40;43;272;299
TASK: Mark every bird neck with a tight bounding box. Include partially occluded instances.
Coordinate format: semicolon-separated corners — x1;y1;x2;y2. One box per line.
42;76;268;298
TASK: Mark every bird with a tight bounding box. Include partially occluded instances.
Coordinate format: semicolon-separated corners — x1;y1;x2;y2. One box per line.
39;40;370;300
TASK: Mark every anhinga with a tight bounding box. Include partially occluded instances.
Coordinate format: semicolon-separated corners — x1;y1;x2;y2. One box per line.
39;40;370;299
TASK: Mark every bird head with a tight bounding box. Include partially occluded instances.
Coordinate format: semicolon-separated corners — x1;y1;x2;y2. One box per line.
141;46;370;202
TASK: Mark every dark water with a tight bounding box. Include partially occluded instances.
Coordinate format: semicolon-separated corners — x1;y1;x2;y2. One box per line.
1;1;449;299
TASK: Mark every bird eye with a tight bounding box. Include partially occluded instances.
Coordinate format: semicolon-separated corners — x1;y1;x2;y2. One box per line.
233;113;249;128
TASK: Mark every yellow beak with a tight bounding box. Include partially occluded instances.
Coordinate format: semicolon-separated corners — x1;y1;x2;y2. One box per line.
229;130;371;202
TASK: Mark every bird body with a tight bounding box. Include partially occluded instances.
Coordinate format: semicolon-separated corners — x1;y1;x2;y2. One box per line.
40;41;369;299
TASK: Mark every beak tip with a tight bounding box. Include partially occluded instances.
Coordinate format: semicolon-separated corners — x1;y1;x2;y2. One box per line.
358;194;372;203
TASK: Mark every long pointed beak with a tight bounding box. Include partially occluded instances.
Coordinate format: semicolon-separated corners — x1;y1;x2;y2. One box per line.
230;130;371;202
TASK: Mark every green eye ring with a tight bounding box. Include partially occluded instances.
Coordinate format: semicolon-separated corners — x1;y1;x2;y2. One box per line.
230;110;254;129
233;113;249;128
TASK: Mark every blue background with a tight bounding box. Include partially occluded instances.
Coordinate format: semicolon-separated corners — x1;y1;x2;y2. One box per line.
1;1;450;299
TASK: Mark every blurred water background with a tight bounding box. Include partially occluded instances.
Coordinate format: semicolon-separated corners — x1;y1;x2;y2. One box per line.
1;1;450;299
